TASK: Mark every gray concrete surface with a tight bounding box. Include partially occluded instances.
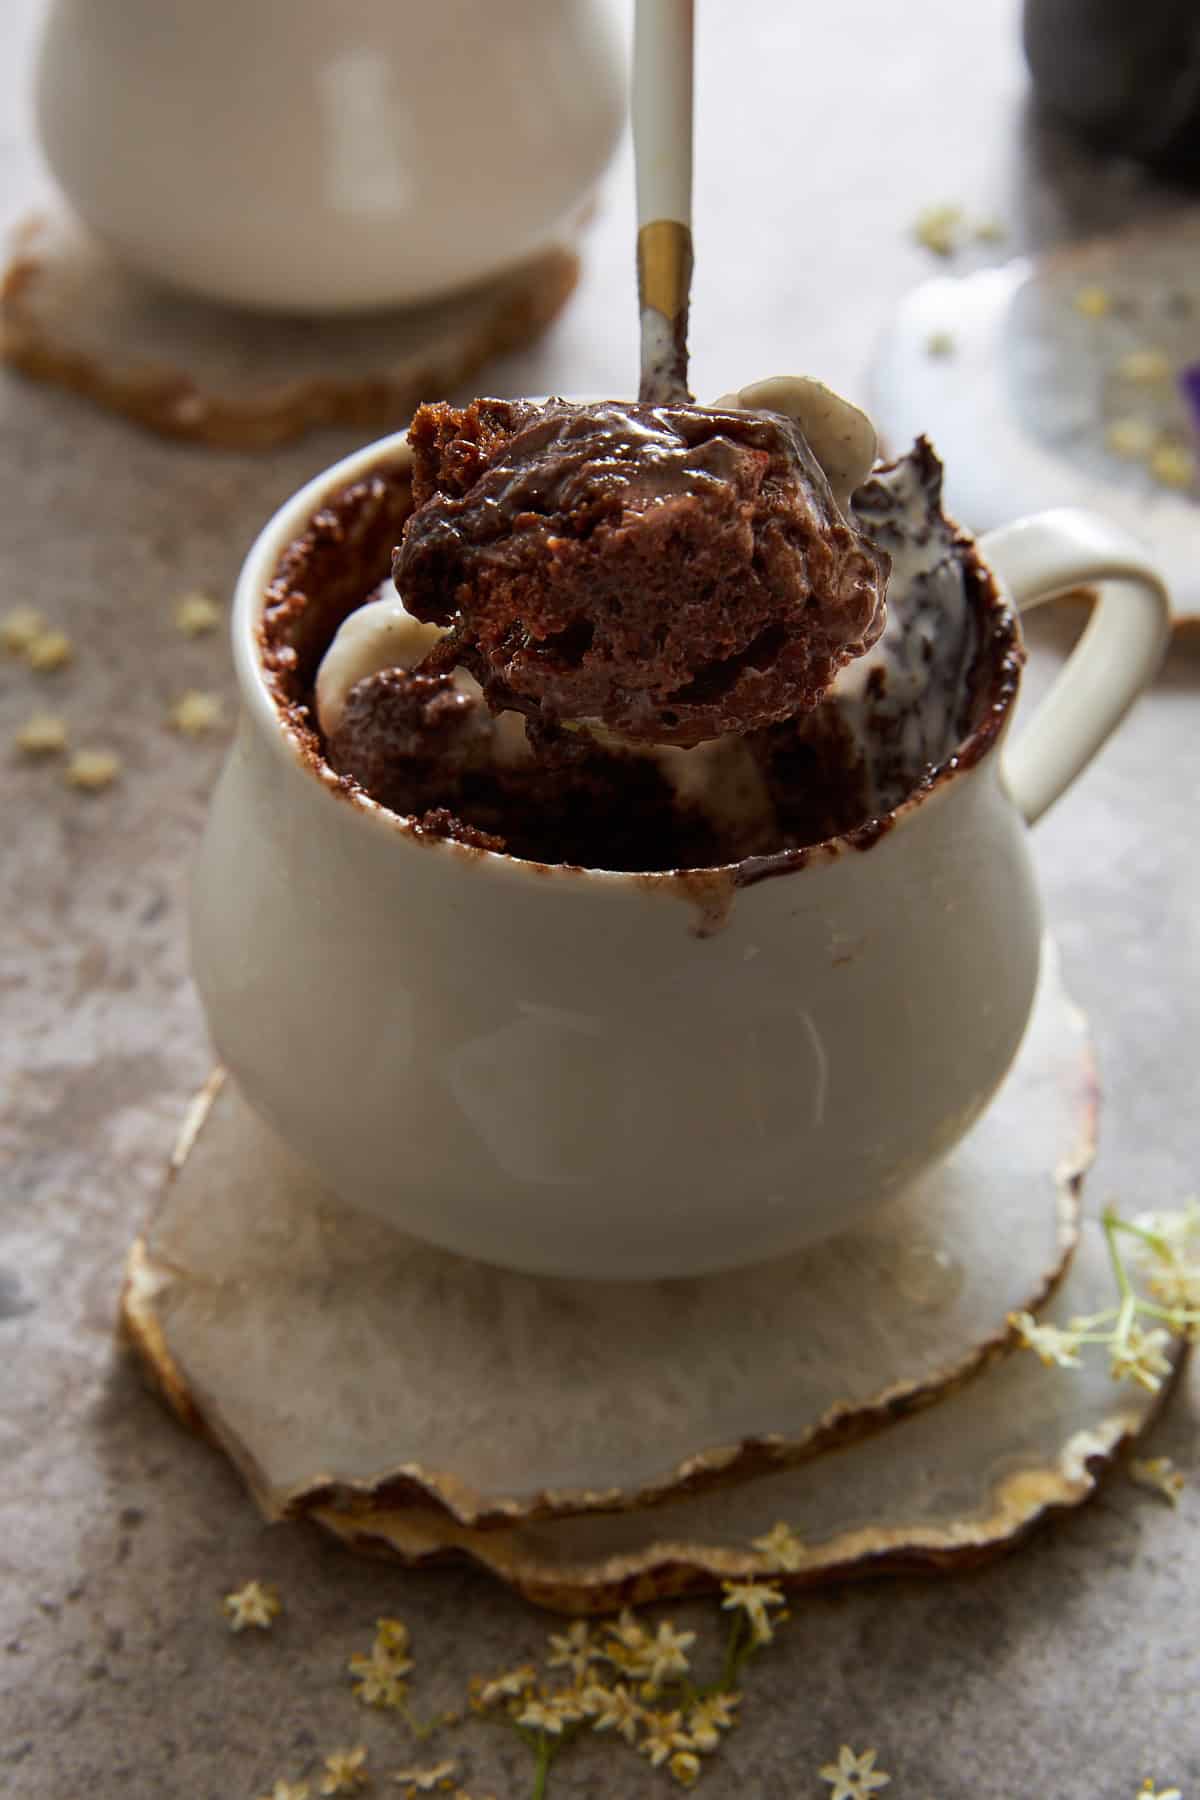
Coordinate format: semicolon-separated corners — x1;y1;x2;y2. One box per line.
2;2;1198;1796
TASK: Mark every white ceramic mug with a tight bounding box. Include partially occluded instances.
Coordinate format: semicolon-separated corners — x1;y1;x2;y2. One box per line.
190;431;1169;1279
35;0;625;313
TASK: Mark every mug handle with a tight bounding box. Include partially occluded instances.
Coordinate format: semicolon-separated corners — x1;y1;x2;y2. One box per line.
978;508;1171;825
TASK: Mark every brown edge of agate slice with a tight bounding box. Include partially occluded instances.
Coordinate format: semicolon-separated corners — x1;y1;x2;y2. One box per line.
0;211;580;450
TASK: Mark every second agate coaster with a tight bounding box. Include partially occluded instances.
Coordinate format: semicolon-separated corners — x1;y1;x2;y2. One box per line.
312;1220;1175;1612
871;217;1200;620
0;211;580;450
123;940;1102;1567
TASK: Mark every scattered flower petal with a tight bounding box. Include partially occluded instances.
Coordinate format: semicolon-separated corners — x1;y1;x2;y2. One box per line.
1074;285;1111;318
1130;1456;1186;1506
1138;1783;1182;1800
320;1747;370;1795
169;689;226;735
259;1783;309;1800
819;1744;892;1799
221;1579;281;1632
174;591;223;636
912;204;964;257
27;628;74;671
1105;418;1156;461
2;606;46;653
64;748;122;791
1116;349;1171;383
925;331;957;357
14;711;68;755
1148;442;1195;490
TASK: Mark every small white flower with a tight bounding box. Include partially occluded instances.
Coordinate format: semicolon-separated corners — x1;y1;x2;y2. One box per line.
686;1691;740;1750
1110;1324;1174;1392
638;1710;693;1768
221;1579;281;1631
583;1681;643;1744
643;1620;696;1686
390;1761;457;1791
477;1664;536;1707
319;1747;369;1795
720;1580;785;1644
1009;1311;1082;1369
602;1607;654;1676
514;1697;569;1736
752;1520;806;1570
546;1620;594;1680
348;1650;408;1709
819;1744;892;1799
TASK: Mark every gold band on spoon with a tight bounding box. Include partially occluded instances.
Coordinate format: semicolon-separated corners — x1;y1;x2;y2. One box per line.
637;219;694;320
637;220;694;404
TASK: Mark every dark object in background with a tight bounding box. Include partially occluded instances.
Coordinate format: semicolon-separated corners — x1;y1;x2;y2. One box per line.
1024;0;1200;180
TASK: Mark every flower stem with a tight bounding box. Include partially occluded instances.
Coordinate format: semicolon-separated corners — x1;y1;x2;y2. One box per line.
1102;1207;1135;1302
531;1734;553;1800
719;1614;746;1691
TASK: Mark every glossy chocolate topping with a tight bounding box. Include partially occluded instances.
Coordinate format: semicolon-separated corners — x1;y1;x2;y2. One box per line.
394;397;890;747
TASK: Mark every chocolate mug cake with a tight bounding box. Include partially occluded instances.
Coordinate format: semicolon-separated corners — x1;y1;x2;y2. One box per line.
262;410;1015;880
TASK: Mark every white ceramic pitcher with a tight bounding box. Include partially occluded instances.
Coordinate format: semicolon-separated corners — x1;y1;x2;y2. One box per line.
35;0;625;313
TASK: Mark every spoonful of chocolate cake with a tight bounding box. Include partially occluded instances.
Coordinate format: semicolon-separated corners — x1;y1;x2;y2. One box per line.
389;0;889;749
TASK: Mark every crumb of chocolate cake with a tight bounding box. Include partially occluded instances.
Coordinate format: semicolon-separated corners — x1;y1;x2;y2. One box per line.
416;808;506;853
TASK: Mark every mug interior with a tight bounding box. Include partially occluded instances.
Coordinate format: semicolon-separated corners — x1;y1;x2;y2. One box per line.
251;432;1023;878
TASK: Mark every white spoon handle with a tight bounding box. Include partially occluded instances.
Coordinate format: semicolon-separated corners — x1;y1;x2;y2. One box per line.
633;0;695;403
